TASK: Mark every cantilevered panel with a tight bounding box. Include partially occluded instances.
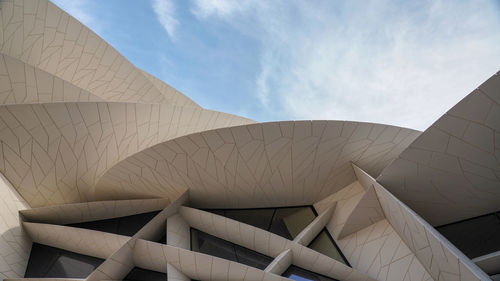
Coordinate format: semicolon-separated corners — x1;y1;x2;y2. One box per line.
97;121;419;208
354;165;490;281
0;0;197;106
378;71;500;226
0;172;31;278
23;222;129;259
0;102;252;207
0;54;104;105
20;198;169;224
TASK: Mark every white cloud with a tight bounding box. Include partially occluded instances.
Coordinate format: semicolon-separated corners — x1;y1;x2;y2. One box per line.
191;0;500;130
190;0;256;19
152;0;179;39
51;0;99;31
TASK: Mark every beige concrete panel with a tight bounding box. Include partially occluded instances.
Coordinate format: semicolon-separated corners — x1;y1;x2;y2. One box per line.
0;54;104;105
133;239;168;273
179;206;375;281
374;184;490;281
0;0;196;105
337;184;385;239
23;222;129;259
133;190;188;241
140;70;198;108
167;263;190;281
353;165;490;280
288;239;376;281
293;205;335;246
86;239;135;281
378;71;500;226
179;206;289;258
265;249;293;275
0;172;31;279
473;250;500;276
86;191;188;281
323;181;366;239
167;214;190;249
337;219;433;281
314;178;364;214
4;278;85;281
100;121;419;209
20;198;169;224
133;239;291;281
0;102;252;207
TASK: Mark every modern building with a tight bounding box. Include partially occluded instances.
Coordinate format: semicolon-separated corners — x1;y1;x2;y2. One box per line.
0;0;498;280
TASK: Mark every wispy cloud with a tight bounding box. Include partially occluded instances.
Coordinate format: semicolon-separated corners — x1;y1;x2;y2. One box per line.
152;0;179;39
190;0;500;130
51;0;100;32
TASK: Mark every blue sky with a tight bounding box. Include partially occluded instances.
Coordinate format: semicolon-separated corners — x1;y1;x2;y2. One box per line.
52;0;500;130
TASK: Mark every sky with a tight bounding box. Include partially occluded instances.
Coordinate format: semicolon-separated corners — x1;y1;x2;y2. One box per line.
51;0;500;131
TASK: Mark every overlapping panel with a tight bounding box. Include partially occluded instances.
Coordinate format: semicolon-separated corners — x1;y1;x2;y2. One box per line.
353;165;490;281
0;173;31;279
23;222;129;259
0;101;252;207
0;54;104;105
317;172;435;281
378;71;500;226
20;198;169;224
0;0;197;106
97;121;420;208
337;219;433;281
178;206;374;281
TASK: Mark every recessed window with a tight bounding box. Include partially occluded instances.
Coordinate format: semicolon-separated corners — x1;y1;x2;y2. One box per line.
190;228;273;270
67;211;160;236
206;206;317;239
436;211;500;258
308;229;350;266
282;265;339;281
123;267;167;281
25;243;104;278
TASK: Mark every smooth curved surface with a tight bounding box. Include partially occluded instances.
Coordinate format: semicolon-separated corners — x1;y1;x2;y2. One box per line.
378;71;500;226
97;121;420;208
0;0;196;106
0;101;252;207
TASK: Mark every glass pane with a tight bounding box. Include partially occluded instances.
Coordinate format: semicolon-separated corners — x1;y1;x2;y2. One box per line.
224;209;275;230
234;244;273;270
437;212;500;258
308;229;348;265
191;228;273;269
124;267;167;281
25;243;104;278
271;207;317;239
67;211;160;236
206;206;317;239
282;265;339;281
191;229;237;262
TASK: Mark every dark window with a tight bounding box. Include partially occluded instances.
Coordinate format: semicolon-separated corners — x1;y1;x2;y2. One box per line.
123;267;167;281
157;234;166;244
25;243;104;278
308;229;350;266
190;228;273;270
205;206;317;240
282;265;339;281
67;211;160;236
436;211;500;258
